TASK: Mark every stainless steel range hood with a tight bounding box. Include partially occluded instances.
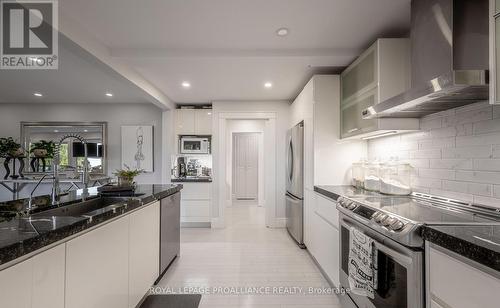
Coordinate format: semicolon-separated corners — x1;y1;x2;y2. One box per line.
363;0;489;119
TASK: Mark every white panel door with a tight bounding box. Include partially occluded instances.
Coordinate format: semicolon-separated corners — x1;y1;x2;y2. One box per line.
65;218;129;308
129;202;160;308
233;133;259;200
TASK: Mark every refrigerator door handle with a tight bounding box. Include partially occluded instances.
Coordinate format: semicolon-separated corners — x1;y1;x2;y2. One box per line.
287;138;294;182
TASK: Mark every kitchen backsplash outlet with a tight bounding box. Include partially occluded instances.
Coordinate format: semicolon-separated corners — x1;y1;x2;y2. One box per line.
368;101;500;209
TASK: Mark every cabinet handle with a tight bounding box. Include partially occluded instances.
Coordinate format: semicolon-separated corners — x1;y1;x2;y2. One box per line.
347;128;359;133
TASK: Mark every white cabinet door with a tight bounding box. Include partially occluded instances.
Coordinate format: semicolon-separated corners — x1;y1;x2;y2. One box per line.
312;212;340;287
32;244;65;308
428;246;500;308
0;244;65;308
175;109;196;135
195;109;212;134
129;203;160;308
66;218;129;308
0;258;33;308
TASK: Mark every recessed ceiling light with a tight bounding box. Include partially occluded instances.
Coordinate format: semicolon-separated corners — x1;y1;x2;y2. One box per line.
105;93;113;97
33;92;42;97
182;81;191;88
276;27;289;37
264;82;273;88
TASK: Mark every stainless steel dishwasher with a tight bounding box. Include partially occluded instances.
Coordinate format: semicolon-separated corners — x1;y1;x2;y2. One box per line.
158;191;180;279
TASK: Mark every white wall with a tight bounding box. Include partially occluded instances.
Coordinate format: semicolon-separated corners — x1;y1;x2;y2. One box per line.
369;101;500;209
0;103;166;201
226;120;265;206
212;101;290;222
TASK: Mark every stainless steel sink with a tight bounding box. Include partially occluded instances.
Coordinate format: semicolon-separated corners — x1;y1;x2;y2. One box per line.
31;197;142;218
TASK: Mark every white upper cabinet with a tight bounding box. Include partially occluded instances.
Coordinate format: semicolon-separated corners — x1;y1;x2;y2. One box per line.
175;109;212;135
195;109;213;135
341;38;419;139
175;109;196;135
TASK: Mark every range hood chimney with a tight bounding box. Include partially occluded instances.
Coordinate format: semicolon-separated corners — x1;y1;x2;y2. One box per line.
363;0;489;119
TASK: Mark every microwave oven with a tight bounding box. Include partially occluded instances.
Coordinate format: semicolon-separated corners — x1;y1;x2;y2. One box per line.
179;136;210;154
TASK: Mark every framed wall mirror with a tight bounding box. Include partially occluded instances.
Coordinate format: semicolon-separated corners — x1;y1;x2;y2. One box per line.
20;122;108;175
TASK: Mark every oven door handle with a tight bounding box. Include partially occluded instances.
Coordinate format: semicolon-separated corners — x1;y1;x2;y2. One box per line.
341;218;414;267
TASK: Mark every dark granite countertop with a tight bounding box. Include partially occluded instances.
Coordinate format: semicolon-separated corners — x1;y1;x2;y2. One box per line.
171;177;212;183
422;225;500;272
314;185;380;201
0;184;182;267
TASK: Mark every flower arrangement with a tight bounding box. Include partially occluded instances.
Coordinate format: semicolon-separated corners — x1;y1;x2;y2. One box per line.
113;164;143;186
30;140;56;158
0;137;24;158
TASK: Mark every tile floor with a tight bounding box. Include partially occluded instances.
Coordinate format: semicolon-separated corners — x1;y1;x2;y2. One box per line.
156;206;343;308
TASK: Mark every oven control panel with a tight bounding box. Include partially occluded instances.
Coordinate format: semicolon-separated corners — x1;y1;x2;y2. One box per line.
337;196;407;232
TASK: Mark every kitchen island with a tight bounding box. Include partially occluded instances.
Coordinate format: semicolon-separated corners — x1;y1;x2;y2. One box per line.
0;184;182;308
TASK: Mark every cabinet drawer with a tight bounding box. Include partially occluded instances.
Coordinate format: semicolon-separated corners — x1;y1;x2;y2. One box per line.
428;246;500;308
181;200;210;217
181;183;211;200
315;193;339;229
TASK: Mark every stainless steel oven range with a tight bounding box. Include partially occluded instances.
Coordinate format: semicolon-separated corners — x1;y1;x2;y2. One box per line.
336;193;500;308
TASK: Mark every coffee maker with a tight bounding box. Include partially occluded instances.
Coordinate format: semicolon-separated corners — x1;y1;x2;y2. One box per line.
176;157;187;178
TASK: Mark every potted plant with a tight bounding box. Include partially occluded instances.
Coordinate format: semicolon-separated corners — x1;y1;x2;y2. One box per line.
113;165;143;186
30;140;56;158
0;137;24;158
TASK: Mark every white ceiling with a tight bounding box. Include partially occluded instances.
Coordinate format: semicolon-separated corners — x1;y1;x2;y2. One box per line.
59;0;411;104
0;36;156;104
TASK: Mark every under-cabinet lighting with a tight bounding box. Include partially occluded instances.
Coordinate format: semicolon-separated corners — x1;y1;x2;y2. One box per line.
361;131;398;140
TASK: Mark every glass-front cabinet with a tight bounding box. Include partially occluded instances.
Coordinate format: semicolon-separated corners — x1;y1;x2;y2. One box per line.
340;38;419;139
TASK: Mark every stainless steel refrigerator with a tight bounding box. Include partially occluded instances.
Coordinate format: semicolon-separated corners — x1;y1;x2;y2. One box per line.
286;122;305;248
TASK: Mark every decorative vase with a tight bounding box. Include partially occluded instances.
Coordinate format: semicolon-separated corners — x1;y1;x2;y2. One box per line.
32;149;48;158
9;148;24;157
118;176;134;187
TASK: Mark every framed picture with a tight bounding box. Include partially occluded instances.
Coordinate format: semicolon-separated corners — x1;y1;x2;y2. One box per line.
121;125;154;172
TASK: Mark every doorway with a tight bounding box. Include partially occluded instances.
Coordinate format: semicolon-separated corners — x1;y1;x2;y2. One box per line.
232;132;261;206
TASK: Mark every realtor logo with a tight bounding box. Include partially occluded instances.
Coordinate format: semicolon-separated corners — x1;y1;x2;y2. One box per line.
0;0;58;69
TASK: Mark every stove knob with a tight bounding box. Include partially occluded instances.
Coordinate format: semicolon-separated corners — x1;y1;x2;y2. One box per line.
375;213;388;223
371;212;382;220
347;202;357;210
390;220;405;231
382;216;397;226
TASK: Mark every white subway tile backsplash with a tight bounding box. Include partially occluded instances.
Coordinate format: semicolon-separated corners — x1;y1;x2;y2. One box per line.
456;132;500;147
456;171;500;185
442;146;492;159
472;195;500;209
494;185;500;198
412;177;442;189
443;106;492;127
473;118;500;134
419;169;455;180
369;105;500;205
442;180;493;197
429;159;473;170
473;159;500;172
494;145;500;158
410;149;441;159
418;137;455;149
420;118;442;130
